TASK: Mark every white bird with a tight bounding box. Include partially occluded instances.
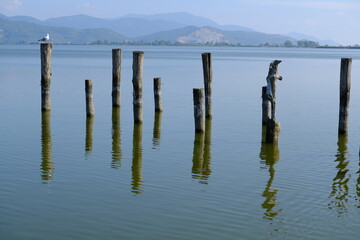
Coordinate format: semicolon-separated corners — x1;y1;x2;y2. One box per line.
38;33;49;42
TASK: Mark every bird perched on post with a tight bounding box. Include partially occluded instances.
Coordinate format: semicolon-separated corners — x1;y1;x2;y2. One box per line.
38;33;50;42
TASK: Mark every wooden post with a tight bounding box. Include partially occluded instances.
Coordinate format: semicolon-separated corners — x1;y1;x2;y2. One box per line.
202;52;212;118
266;60;282;120
132;51;144;124
193;88;205;133
262;86;271;125
85;80;94;117
40;43;52;111
338;58;352;135
154;77;163;112
264;60;282;143
112;49;122;107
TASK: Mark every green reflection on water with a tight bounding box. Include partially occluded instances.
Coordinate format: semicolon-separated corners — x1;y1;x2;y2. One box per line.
152;111;162;149
111;107;122;169
329;134;350;214
41;111;53;184
259;126;281;220
85;116;94;154
192;119;212;184
132;123;143;194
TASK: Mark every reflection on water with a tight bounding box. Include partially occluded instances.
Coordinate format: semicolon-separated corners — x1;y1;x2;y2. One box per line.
41;111;53;184
192;119;212;184
357;156;360;208
111;107;122;169
329;134;350;214
259;126;281;220
132;123;143;194
85;116;94;155
152;112;162;149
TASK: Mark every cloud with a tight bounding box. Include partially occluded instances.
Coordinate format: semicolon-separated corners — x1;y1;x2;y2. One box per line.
0;0;22;11
76;2;99;13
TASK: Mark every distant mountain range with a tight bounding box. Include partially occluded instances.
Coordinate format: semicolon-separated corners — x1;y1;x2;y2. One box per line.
0;12;340;46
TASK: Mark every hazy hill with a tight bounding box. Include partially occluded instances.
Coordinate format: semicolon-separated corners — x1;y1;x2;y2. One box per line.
0;12;339;46
136;26;296;45
123;12;254;32
43;14;185;37
39;12;254;37
0;17;130;44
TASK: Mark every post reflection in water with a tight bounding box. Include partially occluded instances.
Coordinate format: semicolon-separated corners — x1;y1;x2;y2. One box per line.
152;111;162;149
357;155;360;208
111;107;122;168
259;126;281;220
132;123;143;194
41;111;53;184
329;134;350;213
85;116;94;154
192;119;212;184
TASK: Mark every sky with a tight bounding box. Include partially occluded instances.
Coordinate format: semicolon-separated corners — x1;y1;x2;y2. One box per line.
0;0;359;45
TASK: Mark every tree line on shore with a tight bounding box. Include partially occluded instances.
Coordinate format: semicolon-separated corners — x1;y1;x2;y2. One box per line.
89;39;358;48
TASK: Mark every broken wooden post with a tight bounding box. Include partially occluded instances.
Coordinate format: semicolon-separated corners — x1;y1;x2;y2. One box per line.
338;58;352;135
112;48;122;107
154;77;163;112
40;43;52;111
202;52;212;118
262;86;271;125
85;80;94;117
193;88;205;133
132;51;144;124
266;60;282;120
265;60;282;143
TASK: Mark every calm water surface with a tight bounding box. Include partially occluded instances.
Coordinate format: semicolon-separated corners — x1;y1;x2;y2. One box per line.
1;45;360;240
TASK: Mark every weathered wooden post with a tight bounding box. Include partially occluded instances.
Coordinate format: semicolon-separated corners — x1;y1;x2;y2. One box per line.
154;77;163;112
262;86;271;125
338;58;352;135
85;80;94;117
265;60;282;143
112;48;122;107
266;60;282;120
193;88;205;133
202;52;212;118
132;51;144;124
40;43;52;111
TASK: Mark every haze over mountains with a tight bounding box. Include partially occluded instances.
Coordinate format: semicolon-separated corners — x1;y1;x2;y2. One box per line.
0;12;339;46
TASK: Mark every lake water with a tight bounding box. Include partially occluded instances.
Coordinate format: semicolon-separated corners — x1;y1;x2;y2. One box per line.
1;45;360;240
